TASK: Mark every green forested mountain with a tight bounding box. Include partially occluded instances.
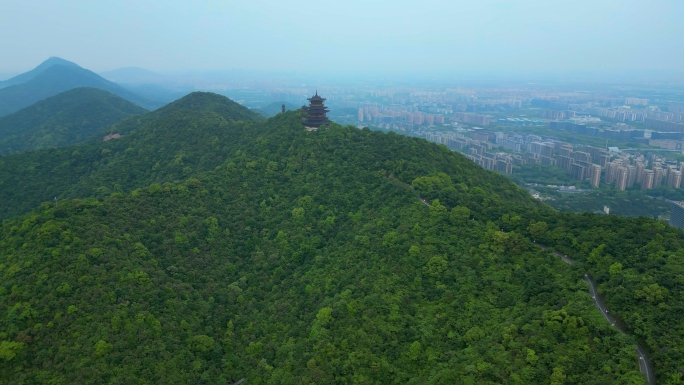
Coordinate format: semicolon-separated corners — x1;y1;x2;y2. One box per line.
0;92;263;220
0;95;682;384
0;88;147;154
0;63;160;116
103;90;265;136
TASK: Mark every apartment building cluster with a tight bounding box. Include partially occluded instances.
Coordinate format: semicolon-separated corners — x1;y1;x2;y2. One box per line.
605;157;684;191
539;110;576;120
423;131;514;174
550;121;646;141
537;143;609;187
464;99;523;112
590;107;646;122
625;97;649;106
497;118;545;126
452;112;490;126
356;106;445;128
494;130;613;187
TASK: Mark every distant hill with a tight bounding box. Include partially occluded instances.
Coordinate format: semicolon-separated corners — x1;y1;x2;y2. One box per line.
103;91;264;137
0;91;264;220
0;57;79;88
0;61;162;116
99;67;169;84
0;87;147;154
255;101;300;118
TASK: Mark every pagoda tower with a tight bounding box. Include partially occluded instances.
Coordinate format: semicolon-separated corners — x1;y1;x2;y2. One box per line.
302;91;331;131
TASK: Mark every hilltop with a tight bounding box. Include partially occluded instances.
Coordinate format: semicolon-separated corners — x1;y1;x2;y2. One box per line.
0;60;160;116
0;92;263;220
0;57;79;88
103;90;264;136
0;87;147;154
0;95;682;383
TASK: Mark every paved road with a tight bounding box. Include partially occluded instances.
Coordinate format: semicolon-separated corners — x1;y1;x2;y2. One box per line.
409;189;656;383
544;247;656;385
405;189;657;383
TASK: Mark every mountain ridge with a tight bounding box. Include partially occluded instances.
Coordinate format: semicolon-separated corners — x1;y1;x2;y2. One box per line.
0;87;147;154
0;92;265;220
0;57;80;88
0;63;161;116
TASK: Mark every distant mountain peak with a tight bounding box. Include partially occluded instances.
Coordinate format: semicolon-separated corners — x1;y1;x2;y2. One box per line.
40;57;80;68
0;57;81;89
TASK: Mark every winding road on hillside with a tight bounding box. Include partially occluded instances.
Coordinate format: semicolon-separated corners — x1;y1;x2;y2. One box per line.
542;247;655;385
405;179;655;383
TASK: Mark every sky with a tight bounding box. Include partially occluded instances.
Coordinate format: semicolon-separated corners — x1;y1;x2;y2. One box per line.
1;0;683;76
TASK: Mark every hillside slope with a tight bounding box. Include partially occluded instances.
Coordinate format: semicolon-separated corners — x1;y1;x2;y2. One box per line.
0;112;647;384
0;64;159;116
103;90;265;136
0;57;79;89
1;100;682;383
0;88;147;154
0;92;264;220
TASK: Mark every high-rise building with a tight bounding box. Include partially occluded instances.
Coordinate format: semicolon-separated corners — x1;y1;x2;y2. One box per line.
558;144;573;157
540;156;556;166
358;108;364;122
541;144;555;158
557;156;574;171
654;167;664;188
669;170;682;188
590;164;602;187
570;163;586;180
573;151;592;163
636;163;645;185
597;154;610;168
616;167;629;191
626;165;637;188
642;170;654;190
605;161;619;184
496;159;513;174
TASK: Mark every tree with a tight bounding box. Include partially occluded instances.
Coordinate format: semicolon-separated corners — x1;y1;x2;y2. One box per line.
528;221;548;241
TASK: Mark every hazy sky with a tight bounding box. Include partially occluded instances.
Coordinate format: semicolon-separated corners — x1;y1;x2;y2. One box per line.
1;0;683;75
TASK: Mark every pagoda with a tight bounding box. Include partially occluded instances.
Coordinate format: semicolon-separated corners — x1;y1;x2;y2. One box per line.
301;91;331;131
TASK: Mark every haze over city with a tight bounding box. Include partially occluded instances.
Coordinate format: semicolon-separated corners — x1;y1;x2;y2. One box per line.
1;0;683;79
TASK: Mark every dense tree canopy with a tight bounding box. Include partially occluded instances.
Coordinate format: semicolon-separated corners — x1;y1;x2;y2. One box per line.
0;94;681;383
0;87;147;154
